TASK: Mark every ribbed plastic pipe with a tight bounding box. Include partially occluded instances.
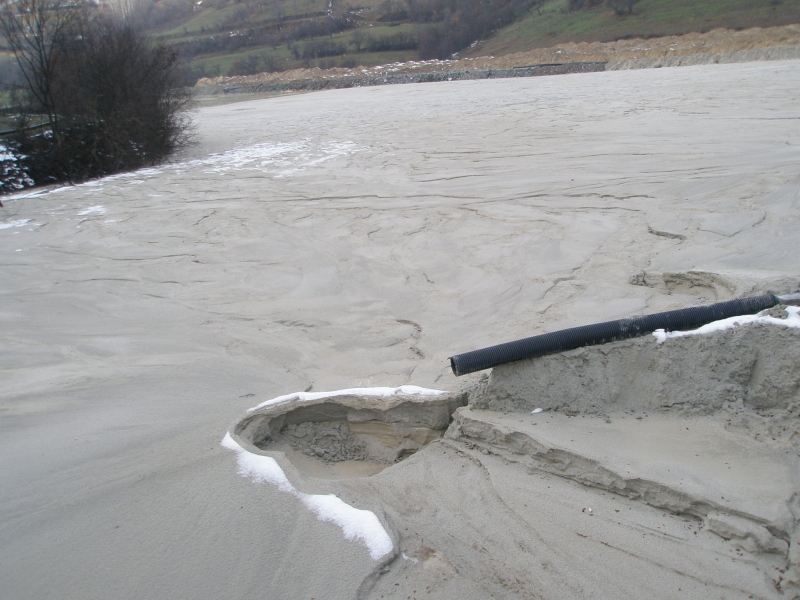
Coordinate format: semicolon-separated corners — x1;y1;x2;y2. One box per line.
449;294;780;376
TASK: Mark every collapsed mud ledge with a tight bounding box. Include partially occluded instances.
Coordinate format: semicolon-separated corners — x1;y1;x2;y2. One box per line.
226;303;800;583
446;306;800;589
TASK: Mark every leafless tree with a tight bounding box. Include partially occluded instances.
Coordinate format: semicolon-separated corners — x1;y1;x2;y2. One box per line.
0;0;82;146
0;0;192;184
350;28;365;52
106;0;143;22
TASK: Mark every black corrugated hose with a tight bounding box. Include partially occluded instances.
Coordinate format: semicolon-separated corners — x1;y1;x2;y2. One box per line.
449;293;799;376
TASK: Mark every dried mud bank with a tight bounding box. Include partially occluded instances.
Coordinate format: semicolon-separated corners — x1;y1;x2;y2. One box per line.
450;305;800;592
608;44;800;70
474;306;800;418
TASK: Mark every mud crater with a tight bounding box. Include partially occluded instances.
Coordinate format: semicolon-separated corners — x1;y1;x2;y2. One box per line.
232;390;467;478
276;421;370;462
265;418;442;464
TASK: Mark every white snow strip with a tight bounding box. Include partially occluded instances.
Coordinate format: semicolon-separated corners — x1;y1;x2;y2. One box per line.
193;140;360;176
77;205;106;216
0;188;53;202
653;306;800;343
222;433;293;492
531;408;544;414
221;433;394;560
247;385;448;413
1;140;360;198
300;494;392;558
0;219;32;230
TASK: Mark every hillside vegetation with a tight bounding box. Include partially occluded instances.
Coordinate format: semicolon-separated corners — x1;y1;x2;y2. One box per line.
474;0;800;56
137;0;800;82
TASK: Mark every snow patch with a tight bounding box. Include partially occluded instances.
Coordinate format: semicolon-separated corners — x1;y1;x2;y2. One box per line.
0;218;32;230
247;385;448;413
653;306;800;343
192;139;360;177
77;205;106;216
221;433;394;560
1;139;360;198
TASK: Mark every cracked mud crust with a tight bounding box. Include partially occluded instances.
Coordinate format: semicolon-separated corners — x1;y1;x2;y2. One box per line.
6;59;800;600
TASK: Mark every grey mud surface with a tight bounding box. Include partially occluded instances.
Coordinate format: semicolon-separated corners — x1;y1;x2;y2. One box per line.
2;60;800;599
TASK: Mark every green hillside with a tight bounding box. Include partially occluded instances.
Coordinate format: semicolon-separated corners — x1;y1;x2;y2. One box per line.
139;0;800;82
475;0;800;56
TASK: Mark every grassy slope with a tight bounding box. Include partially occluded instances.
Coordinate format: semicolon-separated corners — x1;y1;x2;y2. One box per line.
474;0;800;57
152;0;425;76
187;21;424;76
156;0;329;38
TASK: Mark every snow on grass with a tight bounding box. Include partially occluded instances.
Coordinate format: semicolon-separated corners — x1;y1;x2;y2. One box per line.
247;385;448;413
653;306;800;343
221;432;394;560
0;143;34;193
0;218;32;230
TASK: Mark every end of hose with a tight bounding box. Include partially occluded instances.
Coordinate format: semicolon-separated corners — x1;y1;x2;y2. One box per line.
449;356;463;377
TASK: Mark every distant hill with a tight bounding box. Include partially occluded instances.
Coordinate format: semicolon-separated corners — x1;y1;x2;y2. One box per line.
472;0;800;57
137;0;800;83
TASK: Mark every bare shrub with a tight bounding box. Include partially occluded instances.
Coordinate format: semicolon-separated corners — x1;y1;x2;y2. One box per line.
607;0;635;15
0;0;192;187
